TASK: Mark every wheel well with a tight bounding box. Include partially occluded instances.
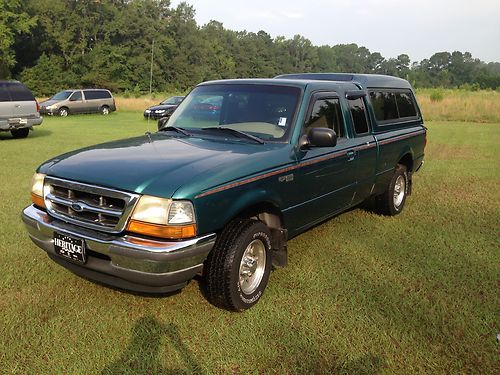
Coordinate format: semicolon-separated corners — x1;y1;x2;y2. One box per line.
398;153;413;173
234;202;288;267
238;202;283;230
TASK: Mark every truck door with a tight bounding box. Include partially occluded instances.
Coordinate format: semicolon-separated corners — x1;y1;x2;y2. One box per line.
346;96;377;201
286;93;358;233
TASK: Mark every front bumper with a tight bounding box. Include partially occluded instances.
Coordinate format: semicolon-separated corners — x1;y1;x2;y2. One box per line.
144;112;166;120
22;205;216;293
39;108;57;115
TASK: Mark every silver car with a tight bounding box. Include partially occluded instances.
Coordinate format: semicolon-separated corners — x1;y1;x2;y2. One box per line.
0;81;43;138
40;89;116;116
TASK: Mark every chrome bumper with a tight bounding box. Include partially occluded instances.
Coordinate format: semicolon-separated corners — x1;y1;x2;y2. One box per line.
22;205;216;293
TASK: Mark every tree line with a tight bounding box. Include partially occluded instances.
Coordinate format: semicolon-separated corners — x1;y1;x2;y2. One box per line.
1;0;499;96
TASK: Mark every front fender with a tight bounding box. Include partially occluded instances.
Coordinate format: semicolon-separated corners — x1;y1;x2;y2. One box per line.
194;184;284;235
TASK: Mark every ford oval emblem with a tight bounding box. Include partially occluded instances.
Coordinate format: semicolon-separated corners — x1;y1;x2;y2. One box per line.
71;203;84;212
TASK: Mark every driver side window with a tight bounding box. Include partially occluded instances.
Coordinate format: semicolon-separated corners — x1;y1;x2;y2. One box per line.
71;91;82;101
305;98;345;138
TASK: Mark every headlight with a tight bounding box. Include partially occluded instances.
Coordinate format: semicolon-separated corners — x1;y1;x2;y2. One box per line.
145;109;151;113
31;173;46;208
155;109;165;113
46;105;57;110
127;195;196;239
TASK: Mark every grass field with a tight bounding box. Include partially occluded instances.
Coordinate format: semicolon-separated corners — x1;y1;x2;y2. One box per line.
0;113;498;374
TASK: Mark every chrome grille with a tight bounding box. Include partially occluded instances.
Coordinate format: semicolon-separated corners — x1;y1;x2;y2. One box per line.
44;177;139;233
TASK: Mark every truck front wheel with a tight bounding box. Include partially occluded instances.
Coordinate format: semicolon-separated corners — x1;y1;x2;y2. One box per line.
204;218;272;311
375;164;408;216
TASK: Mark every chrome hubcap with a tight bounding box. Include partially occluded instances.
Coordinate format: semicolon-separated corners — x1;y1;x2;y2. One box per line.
239;239;266;295
393;175;406;207
102;108;109;115
60;109;67;117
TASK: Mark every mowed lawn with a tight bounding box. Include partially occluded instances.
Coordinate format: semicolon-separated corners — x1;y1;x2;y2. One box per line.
0;113;498;374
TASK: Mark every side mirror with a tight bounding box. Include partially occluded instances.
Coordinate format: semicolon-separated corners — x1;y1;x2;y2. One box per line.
69;97;77;102
299;128;337;150
157;115;171;130
345;90;367;100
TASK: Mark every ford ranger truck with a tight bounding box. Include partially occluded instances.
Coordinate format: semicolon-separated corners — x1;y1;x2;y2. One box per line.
22;73;426;311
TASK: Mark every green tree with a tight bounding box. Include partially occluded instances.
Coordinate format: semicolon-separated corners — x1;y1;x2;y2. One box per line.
0;0;37;78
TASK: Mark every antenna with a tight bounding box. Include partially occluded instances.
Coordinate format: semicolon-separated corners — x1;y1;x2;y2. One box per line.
146;39;155;135
149;39;154;96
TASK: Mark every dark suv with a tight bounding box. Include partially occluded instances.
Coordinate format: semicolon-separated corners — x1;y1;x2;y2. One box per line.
144;96;184;120
0;81;42;138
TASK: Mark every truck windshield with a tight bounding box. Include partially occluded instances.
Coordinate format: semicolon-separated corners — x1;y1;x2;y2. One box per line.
167;84;301;142
50;91;73;101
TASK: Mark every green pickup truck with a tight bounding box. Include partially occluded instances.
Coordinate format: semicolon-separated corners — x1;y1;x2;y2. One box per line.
22;73;426;311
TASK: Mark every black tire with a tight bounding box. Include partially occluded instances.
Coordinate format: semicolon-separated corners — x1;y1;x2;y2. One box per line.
11;128;29;138
101;105;110;115
204;218;272;311
375;164;408;216
58;107;69;117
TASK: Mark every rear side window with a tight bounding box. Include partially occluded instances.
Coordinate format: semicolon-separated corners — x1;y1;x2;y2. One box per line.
369;90;418;123
84;90;111;100
0;84;10;102
348;98;369;134
5;82;34;101
395;92;417;118
369;91;398;122
306;97;345;138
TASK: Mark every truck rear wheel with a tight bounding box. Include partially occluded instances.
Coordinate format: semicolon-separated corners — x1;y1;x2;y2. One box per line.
375;164;408;216
11;128;29;138
204;218;272;311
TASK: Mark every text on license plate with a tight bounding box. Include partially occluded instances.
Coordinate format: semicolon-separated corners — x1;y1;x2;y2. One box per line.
53;232;86;263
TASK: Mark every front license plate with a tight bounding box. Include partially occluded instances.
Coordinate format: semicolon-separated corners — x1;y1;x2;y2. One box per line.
53;232;86;263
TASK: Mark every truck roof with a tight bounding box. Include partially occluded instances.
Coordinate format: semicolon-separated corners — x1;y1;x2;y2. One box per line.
275;73;412;89
198;74;412;91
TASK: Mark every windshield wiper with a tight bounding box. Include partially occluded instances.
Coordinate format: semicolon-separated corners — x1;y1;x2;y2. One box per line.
159;126;190;136
201;127;264;144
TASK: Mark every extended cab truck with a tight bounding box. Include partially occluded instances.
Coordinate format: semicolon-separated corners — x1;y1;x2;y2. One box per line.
22;74;426;311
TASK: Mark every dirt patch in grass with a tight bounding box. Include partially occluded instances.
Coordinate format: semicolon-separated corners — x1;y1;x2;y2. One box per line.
427;144;476;160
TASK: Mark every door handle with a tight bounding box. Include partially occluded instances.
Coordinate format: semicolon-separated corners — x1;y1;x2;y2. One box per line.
15;105;21;108
346;150;356;162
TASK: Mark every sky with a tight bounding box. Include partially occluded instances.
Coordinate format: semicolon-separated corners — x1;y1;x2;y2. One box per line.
170;0;500;63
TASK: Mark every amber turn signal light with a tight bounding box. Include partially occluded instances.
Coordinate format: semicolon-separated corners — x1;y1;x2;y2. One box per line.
31;193;45;208
127;219;196;239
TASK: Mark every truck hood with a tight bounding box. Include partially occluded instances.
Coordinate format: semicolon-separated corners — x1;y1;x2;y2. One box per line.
39;133;291;198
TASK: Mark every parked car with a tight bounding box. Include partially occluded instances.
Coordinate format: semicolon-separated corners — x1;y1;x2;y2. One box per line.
144;96;184;120
22;73;426;311
191;96;222;120
0;80;42;138
40;89;116;116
